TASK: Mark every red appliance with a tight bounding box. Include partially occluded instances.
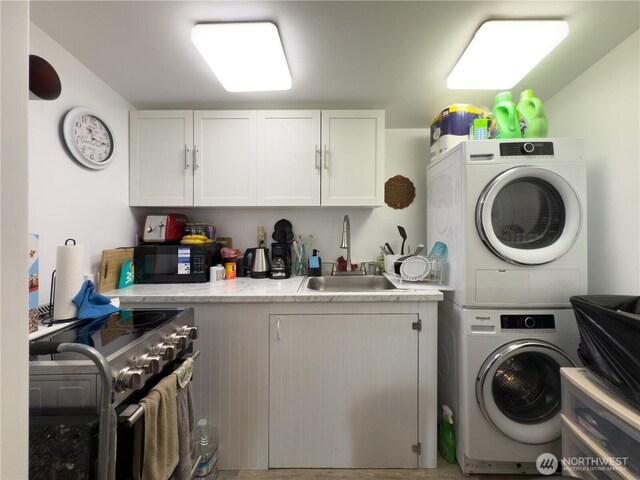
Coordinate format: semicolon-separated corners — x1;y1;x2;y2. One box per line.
143;214;187;243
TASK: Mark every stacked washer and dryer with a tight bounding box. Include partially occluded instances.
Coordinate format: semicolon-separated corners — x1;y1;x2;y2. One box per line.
426;139;587;474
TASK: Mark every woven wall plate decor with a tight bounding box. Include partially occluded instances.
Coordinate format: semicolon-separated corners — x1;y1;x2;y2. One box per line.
384;175;415;209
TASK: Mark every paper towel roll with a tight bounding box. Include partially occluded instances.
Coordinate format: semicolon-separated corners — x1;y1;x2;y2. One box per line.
53;240;85;320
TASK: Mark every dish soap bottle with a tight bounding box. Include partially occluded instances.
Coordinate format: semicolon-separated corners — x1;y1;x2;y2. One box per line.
308;249;322;277
516;88;548;138
438;405;456;464
489;91;522;139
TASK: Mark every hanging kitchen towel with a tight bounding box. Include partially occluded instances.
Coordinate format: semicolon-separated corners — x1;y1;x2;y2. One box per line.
170;382;195;480
72;280;120;320
174;357;193;389
140;374;179;480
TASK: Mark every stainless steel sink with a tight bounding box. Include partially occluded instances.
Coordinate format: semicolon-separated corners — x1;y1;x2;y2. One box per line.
306;275;396;292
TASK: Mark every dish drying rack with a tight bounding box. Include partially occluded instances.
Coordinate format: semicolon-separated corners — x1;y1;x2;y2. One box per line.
383;254;446;284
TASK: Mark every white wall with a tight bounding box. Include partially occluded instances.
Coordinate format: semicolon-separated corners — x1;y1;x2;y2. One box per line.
545;30;640;294
29;24;138;302
28;20;429;289
141;128;429;266
1;3;29;478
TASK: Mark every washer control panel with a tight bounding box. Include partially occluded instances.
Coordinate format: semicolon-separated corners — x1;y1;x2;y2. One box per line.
501;314;556;330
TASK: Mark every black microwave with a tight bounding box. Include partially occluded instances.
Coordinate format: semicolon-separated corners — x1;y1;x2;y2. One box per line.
133;244;222;283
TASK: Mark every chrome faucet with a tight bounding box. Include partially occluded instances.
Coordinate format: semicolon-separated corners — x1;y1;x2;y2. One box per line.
340;214;352;271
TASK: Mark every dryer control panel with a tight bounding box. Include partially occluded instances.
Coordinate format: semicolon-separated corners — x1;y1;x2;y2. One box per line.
501;314;556;330
500;141;555;156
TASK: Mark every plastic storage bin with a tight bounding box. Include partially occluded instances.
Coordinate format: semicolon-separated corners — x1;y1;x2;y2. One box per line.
561;368;640;478
569;295;640;409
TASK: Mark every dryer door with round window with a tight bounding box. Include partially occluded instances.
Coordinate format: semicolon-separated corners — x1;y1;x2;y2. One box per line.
476;166;582;265
476;339;575;444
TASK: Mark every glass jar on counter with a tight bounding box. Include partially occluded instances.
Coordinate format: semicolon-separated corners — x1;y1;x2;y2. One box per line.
185;223;216;240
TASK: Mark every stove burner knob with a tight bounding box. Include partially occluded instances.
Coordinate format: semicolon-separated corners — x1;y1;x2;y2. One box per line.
137;354;161;374
168;333;188;349
180;326;199;340
155;343;176;361
116;368;144;393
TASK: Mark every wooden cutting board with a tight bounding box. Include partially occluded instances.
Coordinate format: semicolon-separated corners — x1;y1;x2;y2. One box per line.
98;248;134;293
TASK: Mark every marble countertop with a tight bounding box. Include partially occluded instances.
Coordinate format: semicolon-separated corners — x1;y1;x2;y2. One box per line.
104;274;443;303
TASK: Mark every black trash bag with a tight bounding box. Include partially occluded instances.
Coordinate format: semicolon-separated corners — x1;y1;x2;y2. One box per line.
570;295;640;409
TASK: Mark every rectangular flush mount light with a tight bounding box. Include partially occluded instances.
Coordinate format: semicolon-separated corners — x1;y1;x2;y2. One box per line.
191;22;291;92
447;20;569;90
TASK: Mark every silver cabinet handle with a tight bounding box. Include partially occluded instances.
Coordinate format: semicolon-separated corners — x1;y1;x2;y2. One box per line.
276;317;281;340
194;145;199;170
323;144;328;170
315;145;320;170
185;144;190;169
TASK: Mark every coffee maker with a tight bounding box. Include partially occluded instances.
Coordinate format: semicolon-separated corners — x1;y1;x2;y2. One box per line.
270;243;292;279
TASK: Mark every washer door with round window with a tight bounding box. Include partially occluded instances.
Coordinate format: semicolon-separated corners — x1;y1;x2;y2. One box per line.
476;166;582;265
476;340;575;444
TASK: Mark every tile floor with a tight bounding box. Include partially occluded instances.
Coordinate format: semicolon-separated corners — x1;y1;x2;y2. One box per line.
216;457;534;479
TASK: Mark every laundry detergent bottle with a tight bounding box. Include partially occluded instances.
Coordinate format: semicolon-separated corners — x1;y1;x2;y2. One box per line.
438;405;456;464
489;91;522;139
517;88;548;138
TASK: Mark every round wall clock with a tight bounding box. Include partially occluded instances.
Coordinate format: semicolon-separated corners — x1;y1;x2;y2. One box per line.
63;107;115;169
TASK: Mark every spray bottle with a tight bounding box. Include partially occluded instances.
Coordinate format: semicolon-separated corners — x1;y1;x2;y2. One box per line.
438;405;456;464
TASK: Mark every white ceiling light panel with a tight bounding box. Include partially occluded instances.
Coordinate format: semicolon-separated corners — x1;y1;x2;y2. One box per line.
192;22;292;92
447;20;569;90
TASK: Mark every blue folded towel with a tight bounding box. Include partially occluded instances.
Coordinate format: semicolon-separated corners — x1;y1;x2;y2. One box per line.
72;280;120;320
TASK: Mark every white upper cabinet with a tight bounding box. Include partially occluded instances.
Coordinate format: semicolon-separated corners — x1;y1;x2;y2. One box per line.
194;111;257;206
130;110;256;207
257;110;321;206
130;109;384;207
321;110;385;206
130;110;193;206
257;110;385;207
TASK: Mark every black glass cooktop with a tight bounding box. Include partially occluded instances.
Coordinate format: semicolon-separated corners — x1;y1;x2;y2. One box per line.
35;308;187;359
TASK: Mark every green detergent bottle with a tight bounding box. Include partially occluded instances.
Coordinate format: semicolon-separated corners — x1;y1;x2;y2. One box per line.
489;91;521;139
517;89;548;138
438;405;456;464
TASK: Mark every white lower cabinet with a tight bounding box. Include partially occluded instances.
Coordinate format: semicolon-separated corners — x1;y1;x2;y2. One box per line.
269;313;419;468
128;301;438;470
191;304;270;470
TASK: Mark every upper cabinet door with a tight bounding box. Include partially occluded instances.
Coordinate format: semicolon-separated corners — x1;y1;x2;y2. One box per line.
320;110;385;206
194;111;257;206
256;111;321;206
129;110;193;206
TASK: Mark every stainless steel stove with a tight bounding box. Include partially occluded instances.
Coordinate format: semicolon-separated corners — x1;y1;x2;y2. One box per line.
29;307;197;412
